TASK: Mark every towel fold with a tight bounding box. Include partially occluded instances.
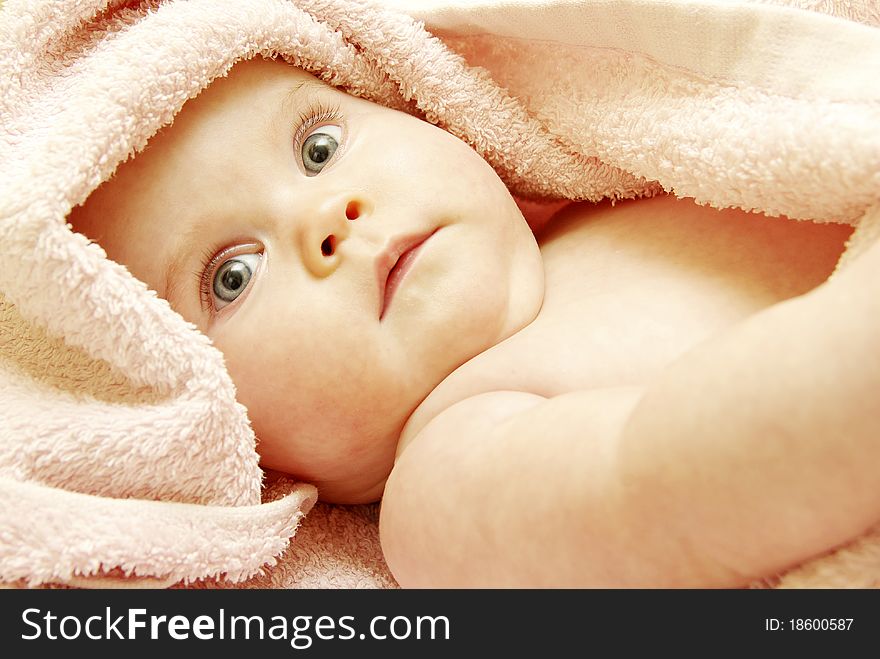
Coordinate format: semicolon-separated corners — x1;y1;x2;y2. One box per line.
1;0;878;588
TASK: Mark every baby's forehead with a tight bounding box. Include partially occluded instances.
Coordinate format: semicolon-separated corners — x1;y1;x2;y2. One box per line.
77;60;318;200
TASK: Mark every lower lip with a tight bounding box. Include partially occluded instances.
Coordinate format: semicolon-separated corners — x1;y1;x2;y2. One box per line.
381;235;433;320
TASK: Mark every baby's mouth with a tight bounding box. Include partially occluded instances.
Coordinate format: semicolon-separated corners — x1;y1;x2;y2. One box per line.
377;230;437;320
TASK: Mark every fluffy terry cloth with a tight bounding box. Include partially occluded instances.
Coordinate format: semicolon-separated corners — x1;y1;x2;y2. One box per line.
0;0;878;589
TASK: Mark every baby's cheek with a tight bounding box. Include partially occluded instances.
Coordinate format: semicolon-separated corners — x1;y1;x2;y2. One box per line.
214;326;288;412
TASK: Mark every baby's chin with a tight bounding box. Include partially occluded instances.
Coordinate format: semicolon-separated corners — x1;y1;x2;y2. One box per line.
292;439;394;503
255;420;400;505
260;453;391;504
312;473;389;504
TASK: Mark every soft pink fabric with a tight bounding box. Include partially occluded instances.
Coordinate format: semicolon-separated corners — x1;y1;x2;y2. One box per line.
1;0;879;589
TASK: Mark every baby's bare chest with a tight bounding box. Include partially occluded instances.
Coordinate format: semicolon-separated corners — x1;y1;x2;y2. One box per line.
415;196;848;419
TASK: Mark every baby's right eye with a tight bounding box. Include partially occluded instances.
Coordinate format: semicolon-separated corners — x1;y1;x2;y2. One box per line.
211;252;262;310
301;124;342;175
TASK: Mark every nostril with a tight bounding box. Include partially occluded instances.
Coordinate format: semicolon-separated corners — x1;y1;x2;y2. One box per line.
345;201;361;221
321;235;336;257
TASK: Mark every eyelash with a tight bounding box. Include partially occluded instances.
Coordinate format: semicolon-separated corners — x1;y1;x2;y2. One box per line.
195;101;343;315
292;99;343;160
197;244;255;313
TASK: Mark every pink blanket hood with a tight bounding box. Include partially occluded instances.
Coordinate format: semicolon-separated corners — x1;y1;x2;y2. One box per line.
1;0;879;588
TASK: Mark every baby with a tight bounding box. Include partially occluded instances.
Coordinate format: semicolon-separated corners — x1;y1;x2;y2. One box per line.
70;56;880;587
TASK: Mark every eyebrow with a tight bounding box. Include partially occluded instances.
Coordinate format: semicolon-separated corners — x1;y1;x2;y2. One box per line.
280;77;326;116
160;221;200;303
162;215;214;308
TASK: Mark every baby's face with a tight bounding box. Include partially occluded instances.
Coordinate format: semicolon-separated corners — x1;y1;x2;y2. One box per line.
71;57;543;502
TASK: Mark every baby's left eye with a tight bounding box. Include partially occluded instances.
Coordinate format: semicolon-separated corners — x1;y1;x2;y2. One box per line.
301;125;342;175
211;252;261;310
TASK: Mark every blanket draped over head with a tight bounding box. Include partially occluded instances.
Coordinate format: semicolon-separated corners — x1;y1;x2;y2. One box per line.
1;0;879;588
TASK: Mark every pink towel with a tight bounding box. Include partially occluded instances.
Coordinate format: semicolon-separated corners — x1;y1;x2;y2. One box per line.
1;0;879;588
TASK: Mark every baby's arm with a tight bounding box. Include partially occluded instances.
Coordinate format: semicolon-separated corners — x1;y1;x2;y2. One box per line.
381;238;880;587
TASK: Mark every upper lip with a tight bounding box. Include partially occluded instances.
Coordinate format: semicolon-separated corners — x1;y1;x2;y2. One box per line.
375;230;435;319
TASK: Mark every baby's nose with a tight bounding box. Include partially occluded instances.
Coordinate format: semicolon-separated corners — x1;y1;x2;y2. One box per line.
301;193;371;277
